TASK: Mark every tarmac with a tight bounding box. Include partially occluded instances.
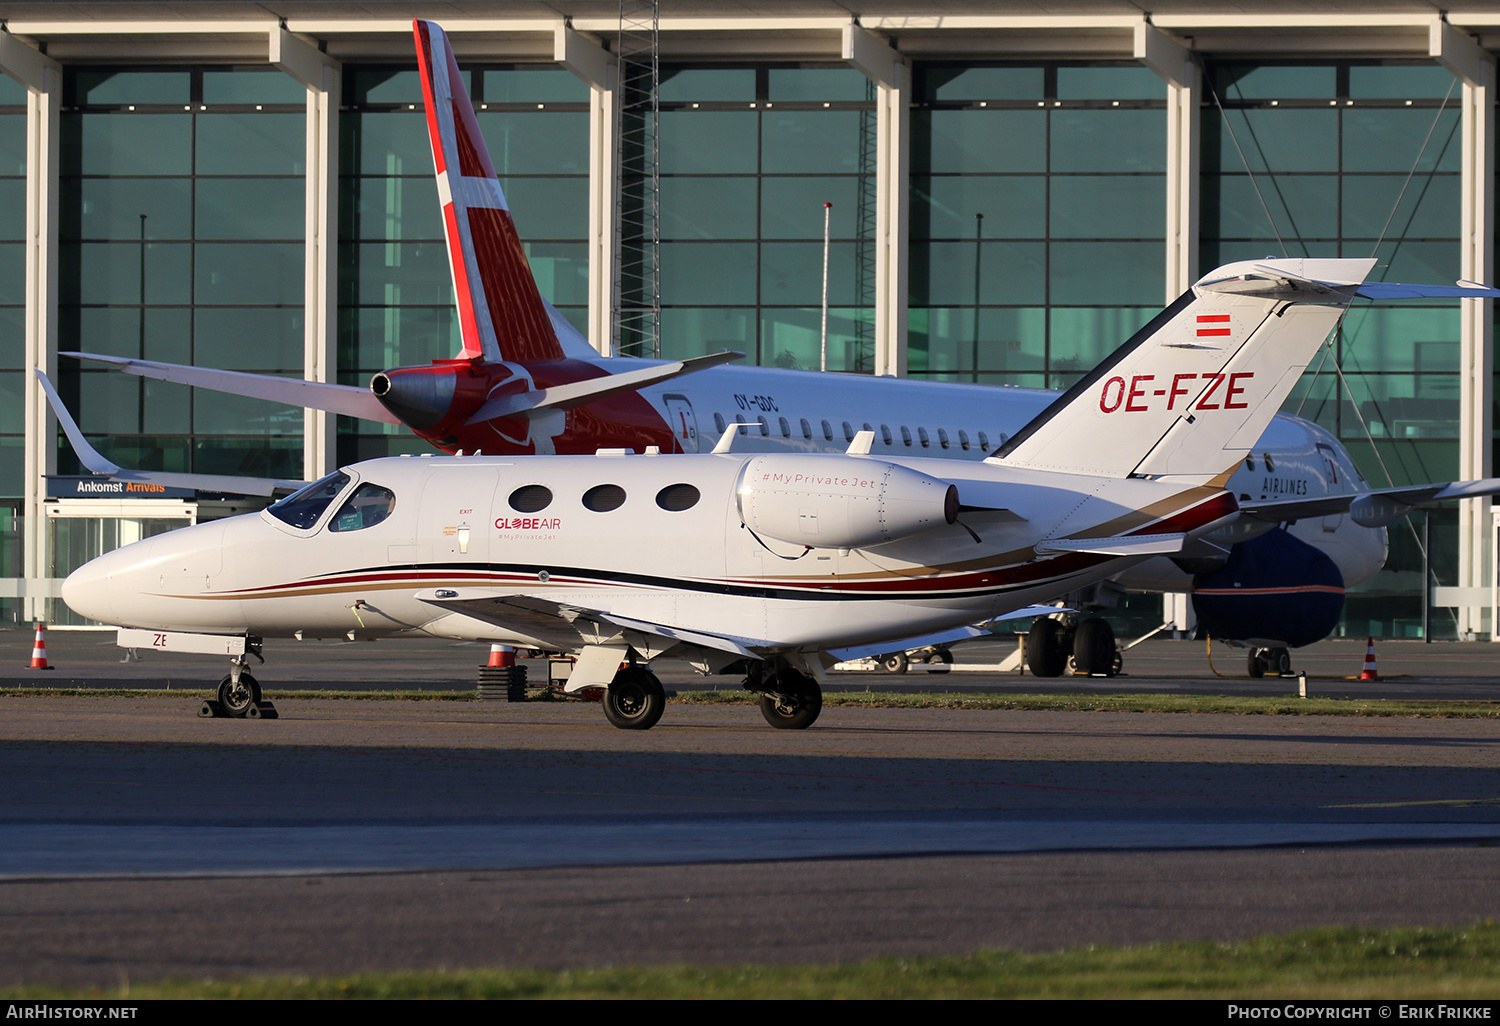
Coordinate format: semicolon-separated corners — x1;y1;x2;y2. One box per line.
2;628;1498;987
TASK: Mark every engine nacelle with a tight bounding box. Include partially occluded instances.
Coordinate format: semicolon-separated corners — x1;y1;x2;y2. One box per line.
1191;527;1345;649
736;455;958;549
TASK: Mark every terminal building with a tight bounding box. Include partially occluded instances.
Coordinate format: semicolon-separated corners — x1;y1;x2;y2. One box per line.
0;1;1496;638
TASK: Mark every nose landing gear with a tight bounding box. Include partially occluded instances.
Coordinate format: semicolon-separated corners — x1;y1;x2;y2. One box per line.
199;644;276;719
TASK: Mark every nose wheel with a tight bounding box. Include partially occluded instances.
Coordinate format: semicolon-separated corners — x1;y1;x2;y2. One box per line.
217;673;262;716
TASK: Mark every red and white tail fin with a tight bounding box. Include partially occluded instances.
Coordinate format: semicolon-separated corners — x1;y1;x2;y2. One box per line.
414;19;578;363
993;257;1376;485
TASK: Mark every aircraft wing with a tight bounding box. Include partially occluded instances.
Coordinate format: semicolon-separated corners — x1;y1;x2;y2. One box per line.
1239;478;1500;528
825;605;1064;662
413;587;780;656
464;350;743;425
62;352;403;425
36;371;304;497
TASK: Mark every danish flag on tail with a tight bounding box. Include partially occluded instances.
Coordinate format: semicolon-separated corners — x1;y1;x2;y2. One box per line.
414;19;565;364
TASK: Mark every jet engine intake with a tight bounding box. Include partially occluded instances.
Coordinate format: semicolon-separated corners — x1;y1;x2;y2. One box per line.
736;455;959;549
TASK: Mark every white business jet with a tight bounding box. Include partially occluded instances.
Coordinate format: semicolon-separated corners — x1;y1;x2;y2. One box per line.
64;255;1500;729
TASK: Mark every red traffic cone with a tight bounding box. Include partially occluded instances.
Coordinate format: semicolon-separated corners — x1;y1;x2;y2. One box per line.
487;644;515;668
29;621;53;670
1359;636;1379;681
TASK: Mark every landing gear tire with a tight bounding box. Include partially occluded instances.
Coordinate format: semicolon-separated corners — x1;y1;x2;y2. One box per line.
603;667;666;730
880;652;909;674
217;673;261;717
1270;647;1292;676
1073;618;1117;677
758;670;822;730
928;649;953;674
1248;647;1292;678
1026;618;1068;678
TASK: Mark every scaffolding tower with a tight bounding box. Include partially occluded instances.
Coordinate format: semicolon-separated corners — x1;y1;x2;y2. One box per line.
613;0;661;358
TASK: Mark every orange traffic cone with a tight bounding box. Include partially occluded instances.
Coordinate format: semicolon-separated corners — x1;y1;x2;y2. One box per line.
487;644;515;668
29;621;53;670
1359;636;1379;681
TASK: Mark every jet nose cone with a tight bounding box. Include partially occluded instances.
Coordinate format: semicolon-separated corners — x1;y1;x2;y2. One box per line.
62;553;119;625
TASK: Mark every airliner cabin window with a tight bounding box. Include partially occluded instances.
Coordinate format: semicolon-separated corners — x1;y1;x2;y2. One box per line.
329;483;397;533
958;430;971;451
267;471;350;529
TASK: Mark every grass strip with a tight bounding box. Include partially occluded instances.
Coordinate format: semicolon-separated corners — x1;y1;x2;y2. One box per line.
5;922;1500;999
2;686;1498;718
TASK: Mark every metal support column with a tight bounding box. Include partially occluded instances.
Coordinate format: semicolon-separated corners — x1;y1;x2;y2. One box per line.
843;21;908;379
3;32;60;618
272;27;340;482
1432;19;1495;639
1139;21;1199;635
555;23;616;356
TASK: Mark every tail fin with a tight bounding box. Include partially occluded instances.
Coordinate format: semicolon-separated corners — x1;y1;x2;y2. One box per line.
413;19;576;363
992;257;1376;484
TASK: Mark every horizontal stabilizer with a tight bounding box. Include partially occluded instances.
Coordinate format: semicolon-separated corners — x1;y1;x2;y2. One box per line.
36;371;303;496
1356;281;1500;300
1036;533;1187;556
63;352;402;425
465;351;742;425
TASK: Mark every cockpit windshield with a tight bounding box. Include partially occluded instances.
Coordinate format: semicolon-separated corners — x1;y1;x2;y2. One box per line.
329;483;396;533
266;471;350;530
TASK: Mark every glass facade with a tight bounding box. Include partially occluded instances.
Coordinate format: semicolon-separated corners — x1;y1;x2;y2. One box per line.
650;66;877;371
337;65;589;463
909;63;1167;389
1203;62;1464;638
0;39;1487;640
58;68;307;481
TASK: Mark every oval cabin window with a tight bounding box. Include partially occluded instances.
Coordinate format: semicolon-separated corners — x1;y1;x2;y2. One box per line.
509;484;553;512
656;483;701;511
582;484;627;512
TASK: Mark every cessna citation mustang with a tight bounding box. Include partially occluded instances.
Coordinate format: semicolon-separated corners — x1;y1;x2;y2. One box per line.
55;19;1500;677
62;256;1500;730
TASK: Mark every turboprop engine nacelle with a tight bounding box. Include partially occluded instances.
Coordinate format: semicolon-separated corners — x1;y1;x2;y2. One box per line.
736;454;959;549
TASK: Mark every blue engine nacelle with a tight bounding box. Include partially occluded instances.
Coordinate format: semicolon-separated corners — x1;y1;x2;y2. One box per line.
1191;528;1345;649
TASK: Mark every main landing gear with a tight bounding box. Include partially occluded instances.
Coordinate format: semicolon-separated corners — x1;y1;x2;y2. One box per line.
1026;616;1121;678
603;665;667;730
744;660;823;730
1246;647;1292;678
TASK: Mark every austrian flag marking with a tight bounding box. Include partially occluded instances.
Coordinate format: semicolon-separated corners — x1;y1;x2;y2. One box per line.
1196;313;1232;337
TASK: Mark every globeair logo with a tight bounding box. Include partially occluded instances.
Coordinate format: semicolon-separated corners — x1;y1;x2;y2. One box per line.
495;517;561;530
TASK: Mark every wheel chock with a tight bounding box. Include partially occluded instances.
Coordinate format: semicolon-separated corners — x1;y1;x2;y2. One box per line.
197;699;277;719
